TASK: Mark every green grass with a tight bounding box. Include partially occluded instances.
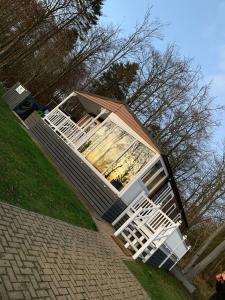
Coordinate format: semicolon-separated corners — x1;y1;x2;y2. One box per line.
0;88;96;230
125;261;192;300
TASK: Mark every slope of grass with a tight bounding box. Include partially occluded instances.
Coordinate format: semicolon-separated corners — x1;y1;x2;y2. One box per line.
125;261;192;300
0;89;96;230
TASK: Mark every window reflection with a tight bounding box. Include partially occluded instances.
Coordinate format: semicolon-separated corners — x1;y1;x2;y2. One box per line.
146;170;166;191
105;142;155;191
143;161;162;183
78;121;115;156
78;120;156;191
92;129;135;174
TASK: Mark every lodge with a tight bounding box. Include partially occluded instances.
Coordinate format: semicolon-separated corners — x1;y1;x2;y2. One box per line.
3;84;191;271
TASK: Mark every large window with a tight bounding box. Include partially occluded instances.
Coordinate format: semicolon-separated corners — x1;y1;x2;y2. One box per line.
79;120;116;156
78;120;156;191
142;159;167;194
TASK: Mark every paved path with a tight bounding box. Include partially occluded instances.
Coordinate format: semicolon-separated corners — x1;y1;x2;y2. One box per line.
0;202;149;300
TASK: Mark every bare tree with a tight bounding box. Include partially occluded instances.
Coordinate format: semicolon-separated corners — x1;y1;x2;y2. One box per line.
186;238;225;280
82;9;162;89
185;149;225;226
183;223;225;274
33;25;117;98
0;0;104;69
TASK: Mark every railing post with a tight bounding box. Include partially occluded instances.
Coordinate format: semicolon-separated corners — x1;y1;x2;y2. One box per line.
112;191;189;264
112;192;146;226
43;92;77;119
159;235;187;269
169;245;191;271
114;208;142;236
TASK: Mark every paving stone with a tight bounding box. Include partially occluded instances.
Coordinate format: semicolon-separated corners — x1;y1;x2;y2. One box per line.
37;289;49;297
7;291;24;299
0;202;149;299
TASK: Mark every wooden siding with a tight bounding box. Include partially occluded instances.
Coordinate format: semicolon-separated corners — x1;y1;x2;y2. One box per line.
76;114;92;127
102;200;127;223
25;112;124;221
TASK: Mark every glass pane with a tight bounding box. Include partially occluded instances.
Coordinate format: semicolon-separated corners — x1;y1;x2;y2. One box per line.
78;120;115;156
60;96;86;122
146;170;166;192
91;129;135;174
142;161;162;183
105;142;156;191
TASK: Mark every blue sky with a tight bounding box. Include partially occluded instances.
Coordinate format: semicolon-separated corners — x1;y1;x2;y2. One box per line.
101;0;225;147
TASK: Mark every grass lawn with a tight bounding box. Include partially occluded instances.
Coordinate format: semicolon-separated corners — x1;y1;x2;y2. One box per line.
0;88;96;230
125;261;192;300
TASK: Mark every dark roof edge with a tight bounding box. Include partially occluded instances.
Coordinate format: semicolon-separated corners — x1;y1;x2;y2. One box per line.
162;155;189;229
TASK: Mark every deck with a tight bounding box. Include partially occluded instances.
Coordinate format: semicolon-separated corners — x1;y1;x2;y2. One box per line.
25;112;126;222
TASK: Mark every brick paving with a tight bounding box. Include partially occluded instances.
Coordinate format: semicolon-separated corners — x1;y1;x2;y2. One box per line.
0;202;149;300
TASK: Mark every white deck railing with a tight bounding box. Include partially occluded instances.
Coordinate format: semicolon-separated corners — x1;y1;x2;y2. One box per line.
112;192;190;268
43;106;109;150
43;108;87;148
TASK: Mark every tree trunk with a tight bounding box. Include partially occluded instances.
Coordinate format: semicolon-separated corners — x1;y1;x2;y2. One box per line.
186;238;225;280
183;223;225;274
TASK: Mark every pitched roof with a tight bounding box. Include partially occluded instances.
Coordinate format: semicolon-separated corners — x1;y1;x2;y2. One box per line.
75;91;161;153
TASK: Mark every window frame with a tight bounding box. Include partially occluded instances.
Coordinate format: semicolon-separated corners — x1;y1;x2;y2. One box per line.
141;157;169;196
74;112;159;196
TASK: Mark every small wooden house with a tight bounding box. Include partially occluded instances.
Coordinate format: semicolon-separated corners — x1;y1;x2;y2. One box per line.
25;90;190;270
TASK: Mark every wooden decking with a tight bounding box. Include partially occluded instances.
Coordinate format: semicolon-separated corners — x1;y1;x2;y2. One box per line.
25;112;125;222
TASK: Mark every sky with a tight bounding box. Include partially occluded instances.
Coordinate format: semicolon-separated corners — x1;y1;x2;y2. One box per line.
101;0;225;148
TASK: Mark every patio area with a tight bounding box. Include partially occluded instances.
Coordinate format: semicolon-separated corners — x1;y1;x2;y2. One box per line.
0;202;149;300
